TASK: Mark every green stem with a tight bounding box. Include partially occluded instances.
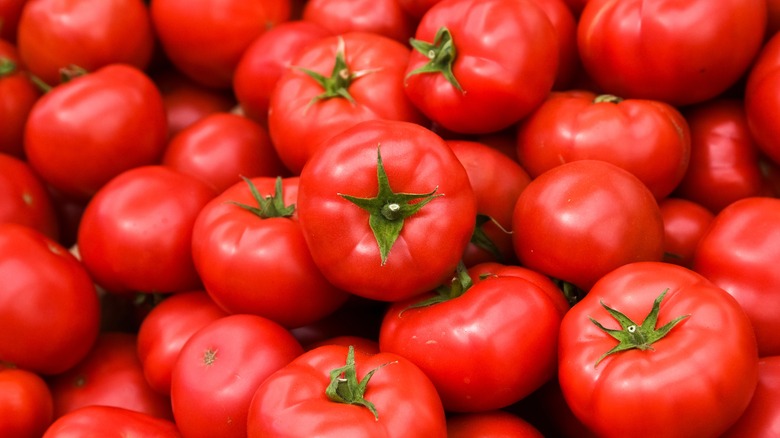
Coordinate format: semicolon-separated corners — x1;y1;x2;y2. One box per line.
326;346;396;421
406;26;463;93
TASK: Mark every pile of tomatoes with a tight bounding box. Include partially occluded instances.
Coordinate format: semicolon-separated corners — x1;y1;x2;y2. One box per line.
3;0;780;436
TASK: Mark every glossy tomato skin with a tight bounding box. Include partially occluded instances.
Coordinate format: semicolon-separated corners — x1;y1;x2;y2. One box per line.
297;119;477;302
0;367;53;438
558;262;759;438
48;332;173;421
693;197;780;357
171;314;303;438
512;160;665;292
16;0;154;86
150;0;291;89
136;291;228;395
0;153;59;240
658;198;714;268
24;64;168;201
302;0;416;43
722;355;780;437
516;90;691;200
247;344;447;438
0;39;40;158
268;31;426;175
745;31;780;166
447;410;544;438
578;0;766;106
404;0;558;134
0;223;100;375
77;165;216;294
42;405;181;438
191;176;350;328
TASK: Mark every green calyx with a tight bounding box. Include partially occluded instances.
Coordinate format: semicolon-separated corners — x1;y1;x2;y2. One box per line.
594;94;624;104
229;176;295;218
326;345;396;421
339;146;441;265
0;57;16;76
590;288;690;367
406;26;463;93
402;261;472;313
298;36;378;105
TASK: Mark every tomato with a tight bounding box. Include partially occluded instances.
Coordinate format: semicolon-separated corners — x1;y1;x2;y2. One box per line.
302;0;416;43
233;20;332;123
42;406;181;438
0;153;59;240
0;223;100;375
528;0;579;90
77;165;216;294
297;119;477;301
512;160;665;293
268;31;426;174
0;39;40;158
447;410;544;438
723;355;780;437
396;0;442;19
170;314;303;438
467;261;570;315
675;98;773;213
658;197;714;268
0;0;26;42
150;0;291;89
693;197;780;357
769;0;780;37
516;90;691;200
577;0;767;106
191;176;350;328
161;113;287;194
16;0;154;87
305;335;380;354
403;0;558;134
24;64;168;201
558;261;759;438
379;264;562;412
446;139;531;266
48;332;172;421
745;31;780;166
136;291;228;395
247;345;447;437
0;367;53;438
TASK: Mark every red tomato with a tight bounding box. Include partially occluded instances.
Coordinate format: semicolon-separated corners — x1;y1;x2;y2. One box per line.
512;160;665;292
403;0;558;134
150;0;291;89
693;197;780;357
233;20;332;123
77;165;216;294
745;31;780;166
0;223;100;375
268;31;426;174
302;0;416;43
161;113;287;194
516;90;691;200
42;406;181;438
558;262;759;438
305;335;380;354
48;332;173;421
578;0;767;106
769;0;780;37
658;197;715;268
297;119;477;301
0;0;26;42
171;314;303;438
675;99;773;213
16;0;154;86
136;291;228;395
0;39;40;158
723;355;780;437
447;410;544;438
529;0;579;90
247;345;447;437
24;64;168;201
191;176;350;328
0;153;58;240
0;367;53;438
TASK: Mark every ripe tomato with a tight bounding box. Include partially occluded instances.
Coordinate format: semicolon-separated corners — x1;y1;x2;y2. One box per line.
297;119;477;301
0;0;25;42
512;160;664;292
578;0;767;106
722;355;780;437
447;410;544;438
558;262;759;438
745;31;780;166
42;406;181;438
0;40;40;158
0;367;53;438
0;153;59;240
301;0;416;43
404;0;558;134
247;345;447;437
658;197;714;268
16;0;154;86
24;64;168;201
0;223;100;375
529;0;579;90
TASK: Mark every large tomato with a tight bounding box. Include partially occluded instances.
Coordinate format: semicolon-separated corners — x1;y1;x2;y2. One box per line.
0;366;53;438
558;262;759;438
297;119;477;301
403;0;558;134
42;406;181;438
0;40;40;158
301;0;416;43
0;153;59;240
577;0;767;106
246;345;447;437
658;197;714;269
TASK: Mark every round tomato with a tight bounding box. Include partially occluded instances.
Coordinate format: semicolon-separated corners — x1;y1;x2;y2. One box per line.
0;40;40;158
0;153;59;240
658;197;714;268
558;261;759;438
0;367;53;438
301;0;416;43
42;406;180;438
